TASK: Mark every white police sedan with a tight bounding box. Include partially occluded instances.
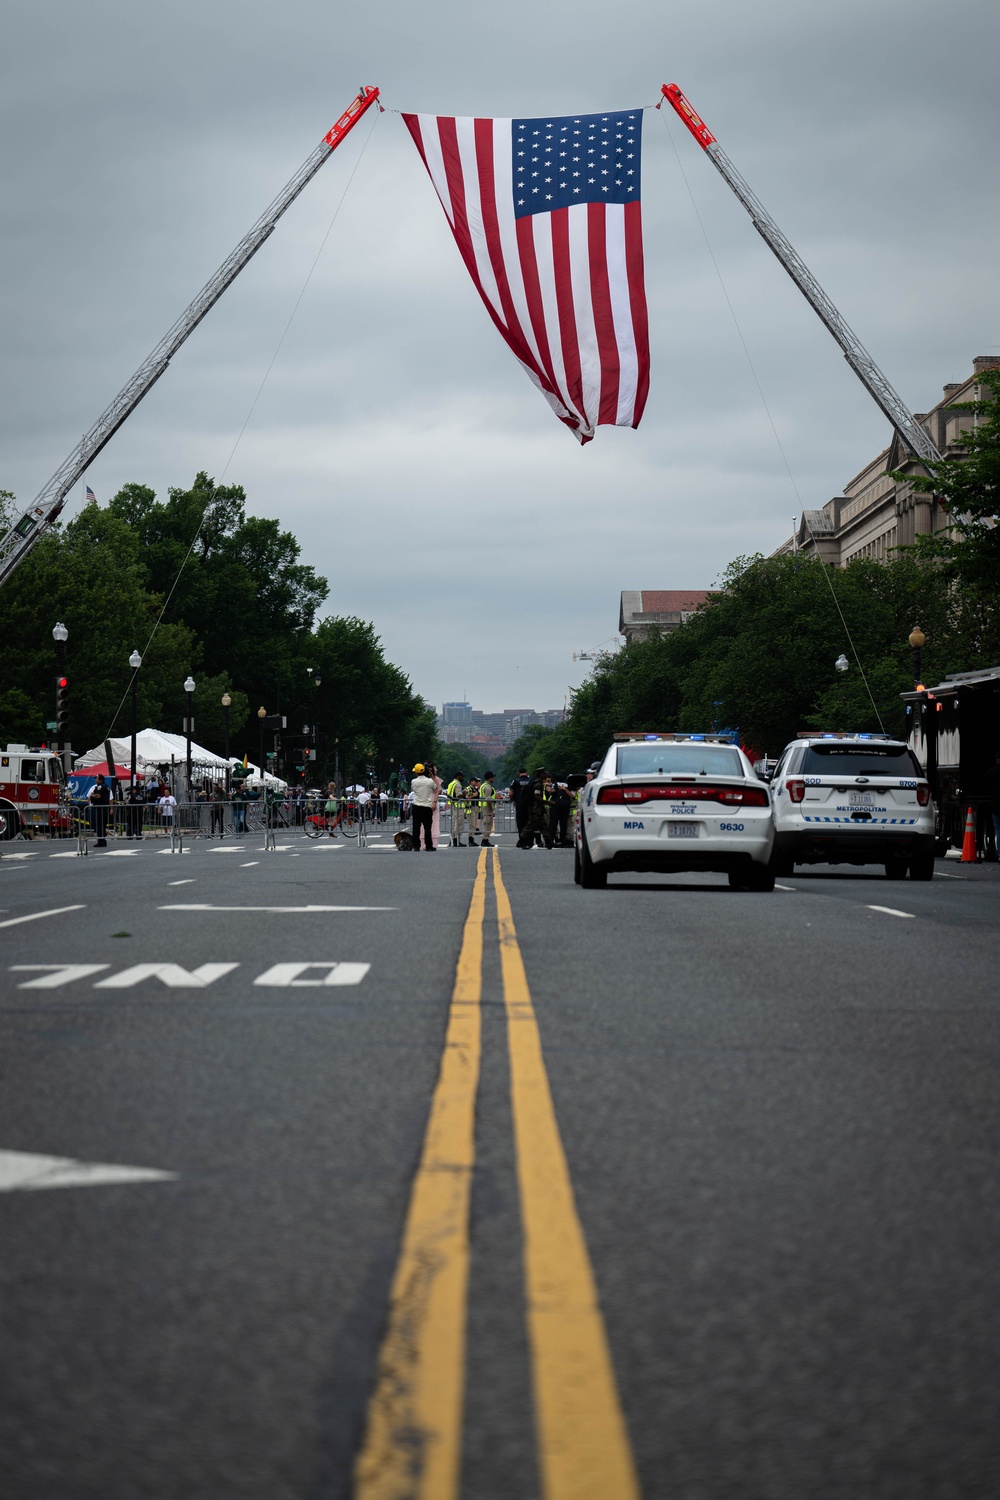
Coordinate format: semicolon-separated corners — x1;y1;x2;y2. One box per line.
575;733;775;890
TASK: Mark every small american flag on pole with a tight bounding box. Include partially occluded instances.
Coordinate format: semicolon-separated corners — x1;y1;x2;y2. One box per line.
403;108;650;442
85;485;97;504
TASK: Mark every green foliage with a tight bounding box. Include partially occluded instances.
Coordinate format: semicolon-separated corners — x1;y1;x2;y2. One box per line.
0;474;437;780
435;743;495;782
548;549;990;766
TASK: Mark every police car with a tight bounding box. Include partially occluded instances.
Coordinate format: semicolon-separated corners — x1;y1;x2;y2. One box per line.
575;733;775;890
769;732;935;879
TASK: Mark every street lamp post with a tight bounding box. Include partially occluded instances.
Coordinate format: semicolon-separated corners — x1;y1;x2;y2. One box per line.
184;675;196;799
129;650;142;786
52;622;68;765
257;706;267;788
908;626;926;689
221;693;232;791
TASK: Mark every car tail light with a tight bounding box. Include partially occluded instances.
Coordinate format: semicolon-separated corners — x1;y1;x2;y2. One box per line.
596;783;768;806
785;778;806;803
917;782;931;806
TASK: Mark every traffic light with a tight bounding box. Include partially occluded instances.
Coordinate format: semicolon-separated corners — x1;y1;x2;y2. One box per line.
55;676;69;735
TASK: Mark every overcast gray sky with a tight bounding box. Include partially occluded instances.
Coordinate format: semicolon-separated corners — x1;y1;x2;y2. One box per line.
2;0;998;713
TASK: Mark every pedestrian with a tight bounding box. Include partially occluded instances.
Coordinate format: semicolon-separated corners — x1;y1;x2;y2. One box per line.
479;771;497;847
517;765;551;849
446;771;467;846
210;783;226;837
427;764;444;847
986;750;1000;860
509;766;532;842
231;779;247;835
548;779;572;847
409;762;437;851
88;773;112;847
125;781;145;839
157;787;177;832
378;788;389;824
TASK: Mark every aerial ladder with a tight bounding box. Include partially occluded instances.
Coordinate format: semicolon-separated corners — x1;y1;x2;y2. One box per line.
0;85;381;590
660;83;944;467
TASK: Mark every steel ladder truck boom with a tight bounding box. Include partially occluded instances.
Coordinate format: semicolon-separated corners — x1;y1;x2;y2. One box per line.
660;83;943;466
0;85;381;591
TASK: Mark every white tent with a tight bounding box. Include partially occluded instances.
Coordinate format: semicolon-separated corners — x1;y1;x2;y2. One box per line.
76;729;230;772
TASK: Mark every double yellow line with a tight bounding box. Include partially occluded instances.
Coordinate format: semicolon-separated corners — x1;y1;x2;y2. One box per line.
354;847;639;1500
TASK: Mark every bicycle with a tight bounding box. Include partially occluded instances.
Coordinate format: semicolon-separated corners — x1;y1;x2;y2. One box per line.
303;798;358;839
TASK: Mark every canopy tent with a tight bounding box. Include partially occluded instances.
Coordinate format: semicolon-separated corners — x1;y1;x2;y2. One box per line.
76;729;230;773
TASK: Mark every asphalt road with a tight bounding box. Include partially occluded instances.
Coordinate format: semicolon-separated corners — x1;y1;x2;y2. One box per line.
1;824;998;1500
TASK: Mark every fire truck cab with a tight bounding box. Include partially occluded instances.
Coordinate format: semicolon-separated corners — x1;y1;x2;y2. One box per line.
0;745;68;839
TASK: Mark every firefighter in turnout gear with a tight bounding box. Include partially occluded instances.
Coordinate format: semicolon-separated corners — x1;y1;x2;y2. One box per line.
447;773;467;846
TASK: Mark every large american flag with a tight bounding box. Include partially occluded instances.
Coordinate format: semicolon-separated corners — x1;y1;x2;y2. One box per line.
403;109;650;443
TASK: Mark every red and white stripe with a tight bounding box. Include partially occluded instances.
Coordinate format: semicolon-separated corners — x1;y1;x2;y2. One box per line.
403;113;650;443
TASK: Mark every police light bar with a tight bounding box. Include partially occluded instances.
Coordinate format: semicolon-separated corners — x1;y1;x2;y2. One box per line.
612;731;739;743
795;730;896;740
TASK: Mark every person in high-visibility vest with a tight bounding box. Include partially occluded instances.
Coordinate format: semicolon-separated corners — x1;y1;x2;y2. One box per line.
447;773;468;846
467;778;482;845
478;771;497;847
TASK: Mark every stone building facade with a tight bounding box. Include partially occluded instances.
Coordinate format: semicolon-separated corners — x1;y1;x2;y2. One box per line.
772;356;1000;566
619;590;717;642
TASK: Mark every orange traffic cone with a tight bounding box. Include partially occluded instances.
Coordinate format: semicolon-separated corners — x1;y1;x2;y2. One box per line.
961;804;977;863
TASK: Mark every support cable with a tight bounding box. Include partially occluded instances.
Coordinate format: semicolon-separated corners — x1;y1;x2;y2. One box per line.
657;105;886;735
103;107;380;741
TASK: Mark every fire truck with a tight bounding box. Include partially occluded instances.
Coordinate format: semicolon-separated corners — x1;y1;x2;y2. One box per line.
0;745;70;839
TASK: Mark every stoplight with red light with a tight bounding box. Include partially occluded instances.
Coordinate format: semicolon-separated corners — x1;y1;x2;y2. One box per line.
55;676;69;735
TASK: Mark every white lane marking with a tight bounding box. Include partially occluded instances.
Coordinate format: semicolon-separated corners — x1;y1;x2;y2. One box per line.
49;852;79;859
935;873;965;880
209;848;243;854
160;904;396;913
0;1148;176;1192
168;879;195;886
99;849;138;857
311;844;344;850
240;861;259;867
11;964;111;989
775;884;797;892
0;904;85;930
254;962;371;987
158;848;190;855
94;962;240;989
0;851;40;860
867;904;915;919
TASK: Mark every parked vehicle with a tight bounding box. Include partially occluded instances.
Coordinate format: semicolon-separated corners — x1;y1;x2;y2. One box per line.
575;732;775;890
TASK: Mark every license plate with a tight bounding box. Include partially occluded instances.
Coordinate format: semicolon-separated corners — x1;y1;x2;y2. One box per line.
848;792;873;805
668;822;699;838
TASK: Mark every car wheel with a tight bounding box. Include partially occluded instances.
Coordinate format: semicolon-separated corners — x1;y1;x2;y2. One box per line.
727;868;748;890
772;853;794;877
909;854;935;881
573;843;582;884
884;858;908;879
746;862;776;892
579;833;607;888
0;804;19;841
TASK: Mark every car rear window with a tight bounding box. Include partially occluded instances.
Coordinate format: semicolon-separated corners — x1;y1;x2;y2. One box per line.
616;745;744;777
799;745;921;777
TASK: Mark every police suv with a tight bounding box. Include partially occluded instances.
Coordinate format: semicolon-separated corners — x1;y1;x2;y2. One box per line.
575;733;775;890
769;732;935;879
